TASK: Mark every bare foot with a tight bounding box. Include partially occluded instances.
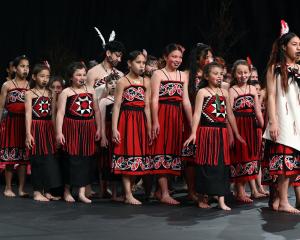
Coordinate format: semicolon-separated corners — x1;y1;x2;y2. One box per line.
278;203;300;214
187;192;199;203
33;192;50;202
160;195;180;205
258;187;269;196
3;189;16;197
251;191;268;199
198;201;211;209
236;195;253;204
79;194;92;204
219;203;231;211
18;191;29;198
271;197;280;211
124;196;142;205
64;192;75;203
45;193;61;201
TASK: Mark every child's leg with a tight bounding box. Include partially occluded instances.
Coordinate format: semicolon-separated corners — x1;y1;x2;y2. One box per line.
158;175;180;205
4;165;16;197
64;185;75;203
17;165;28;197
249;179;266;198
79;186;92;203
218;196;231;211
123;175;141;205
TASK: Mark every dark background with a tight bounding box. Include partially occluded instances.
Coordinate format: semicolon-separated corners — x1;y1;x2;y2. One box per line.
1;0;300;84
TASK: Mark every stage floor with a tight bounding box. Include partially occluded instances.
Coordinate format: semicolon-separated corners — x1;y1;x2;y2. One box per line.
0;186;299;240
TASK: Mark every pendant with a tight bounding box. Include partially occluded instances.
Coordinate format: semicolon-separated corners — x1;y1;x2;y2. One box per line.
215;93;221;111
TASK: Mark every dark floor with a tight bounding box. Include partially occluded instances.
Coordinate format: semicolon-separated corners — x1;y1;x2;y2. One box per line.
0;185;299;240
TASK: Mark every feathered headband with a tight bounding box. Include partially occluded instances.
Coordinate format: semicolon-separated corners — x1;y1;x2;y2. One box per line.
94;27;116;48
280;19;289;37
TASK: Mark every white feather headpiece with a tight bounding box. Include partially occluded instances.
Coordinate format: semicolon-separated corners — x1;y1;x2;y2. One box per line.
94;27;116;48
280;20;289;37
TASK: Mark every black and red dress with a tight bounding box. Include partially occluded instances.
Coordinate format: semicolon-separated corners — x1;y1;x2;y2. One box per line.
194;90;230;196
62;90;96;187
230;86;260;182
151;70;183;175
28;94;61;191
112;78;151;175
0;84;28;164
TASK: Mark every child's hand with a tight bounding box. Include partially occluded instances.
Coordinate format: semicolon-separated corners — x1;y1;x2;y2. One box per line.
25;134;35;149
183;133;196;147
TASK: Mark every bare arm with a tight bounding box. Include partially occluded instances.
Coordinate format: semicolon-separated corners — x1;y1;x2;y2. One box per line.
144;77;152;143
112;79;125;143
266;65;279;141
92;89;101;141
86;69;97;88
99;98;107;138
183;89;204;146
0;83;8;121
51;91;57;125
56;90;67;144
251;86;264;128
182;73;193;127
25;91;34;149
150;71;161;138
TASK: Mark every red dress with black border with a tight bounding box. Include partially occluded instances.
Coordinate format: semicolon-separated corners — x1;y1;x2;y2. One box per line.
230;87;260;182
112;78;151;175
151;70;183;175
0;87;28;164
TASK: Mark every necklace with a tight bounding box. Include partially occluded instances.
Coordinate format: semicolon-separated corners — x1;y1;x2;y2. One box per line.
34;87;46;98
127;75;142;85
101;62;113;74
164;68;177;81
207;87;222;111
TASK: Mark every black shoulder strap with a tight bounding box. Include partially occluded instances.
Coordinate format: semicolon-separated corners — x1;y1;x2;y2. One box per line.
124;76;131;85
160;69;169;80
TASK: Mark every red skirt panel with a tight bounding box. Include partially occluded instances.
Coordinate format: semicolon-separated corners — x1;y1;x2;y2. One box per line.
0;112;28;164
112;107;151;175
62;117;96;156
151;102;183;175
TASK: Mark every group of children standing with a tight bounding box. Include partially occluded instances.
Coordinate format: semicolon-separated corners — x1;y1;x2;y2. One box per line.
1;20;300;214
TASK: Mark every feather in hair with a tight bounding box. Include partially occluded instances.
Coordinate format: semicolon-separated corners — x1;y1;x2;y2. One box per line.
108;30;116;42
94;27;106;47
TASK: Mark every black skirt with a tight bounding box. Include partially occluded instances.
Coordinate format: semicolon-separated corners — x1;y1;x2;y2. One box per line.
63;154;93;187
195;136;230;196
30;154;62;191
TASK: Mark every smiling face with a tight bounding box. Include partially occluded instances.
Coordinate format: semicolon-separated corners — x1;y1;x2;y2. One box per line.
71;68;87;87
234;64;251;85
164;50;183;70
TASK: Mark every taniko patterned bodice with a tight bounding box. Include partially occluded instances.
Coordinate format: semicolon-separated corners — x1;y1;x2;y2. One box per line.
5;88;28;113
32;96;52;120
66;93;94;119
122;85;145;108
201;95;227;124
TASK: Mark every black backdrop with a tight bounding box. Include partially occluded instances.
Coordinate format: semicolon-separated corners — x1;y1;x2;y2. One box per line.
1;0;300;83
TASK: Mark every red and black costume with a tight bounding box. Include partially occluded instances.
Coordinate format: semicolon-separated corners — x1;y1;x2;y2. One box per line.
28;94;61;191
230;86;260;182
112;77;151;175
0;83;29;164
195;90;230;196
62;90;96;187
151;70;183;175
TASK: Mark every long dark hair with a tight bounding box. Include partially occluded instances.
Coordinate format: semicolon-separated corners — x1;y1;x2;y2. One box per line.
198;62;223;90
159;43;184;68
187;43;213;101
30;63;50;88
65;62;87;87
267;32;298;92
230;59;251;87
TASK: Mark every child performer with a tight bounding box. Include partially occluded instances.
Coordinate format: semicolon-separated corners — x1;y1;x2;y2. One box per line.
151;43;192;205
184;62;245;210
25;63;62;201
0;55;30;197
98;72;122;200
229;60;264;203
56;62;101;203
262;20;300;213
112;51;152;205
